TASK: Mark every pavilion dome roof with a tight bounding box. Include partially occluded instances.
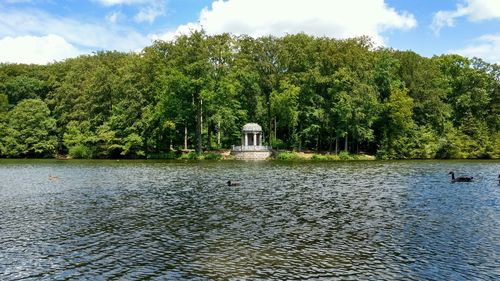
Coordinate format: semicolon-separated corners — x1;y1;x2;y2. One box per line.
242;123;262;132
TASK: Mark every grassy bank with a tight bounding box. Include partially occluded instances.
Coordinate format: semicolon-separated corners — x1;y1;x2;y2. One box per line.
146;150;375;161
274;151;376;161
146;151;230;160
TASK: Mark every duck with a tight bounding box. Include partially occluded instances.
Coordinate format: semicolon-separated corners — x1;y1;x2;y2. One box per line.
48;175;60;181
227;180;240;186
448;171;473;182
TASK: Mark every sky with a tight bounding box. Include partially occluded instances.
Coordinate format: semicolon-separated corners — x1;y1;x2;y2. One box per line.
0;0;498;64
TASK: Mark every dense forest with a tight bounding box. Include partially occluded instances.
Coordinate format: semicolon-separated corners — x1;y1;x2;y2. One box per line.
0;32;498;159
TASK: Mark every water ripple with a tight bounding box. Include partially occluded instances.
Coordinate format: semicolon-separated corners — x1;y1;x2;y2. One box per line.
0;160;499;280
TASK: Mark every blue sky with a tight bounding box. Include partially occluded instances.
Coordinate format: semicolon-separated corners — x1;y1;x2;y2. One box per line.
0;0;498;64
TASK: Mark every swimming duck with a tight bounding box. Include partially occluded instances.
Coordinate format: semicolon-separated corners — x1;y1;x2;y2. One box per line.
48;175;60;181
448;171;473;182
227;180;240;186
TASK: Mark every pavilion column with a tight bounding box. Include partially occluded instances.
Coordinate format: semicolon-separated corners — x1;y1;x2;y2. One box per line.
259;134;262;146
244;133;248;146
253;133;257;147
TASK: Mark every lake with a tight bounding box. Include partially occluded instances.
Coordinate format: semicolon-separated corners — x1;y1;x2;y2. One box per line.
0;160;498;280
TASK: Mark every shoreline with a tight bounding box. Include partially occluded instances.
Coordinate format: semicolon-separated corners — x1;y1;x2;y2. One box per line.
1;153;499;162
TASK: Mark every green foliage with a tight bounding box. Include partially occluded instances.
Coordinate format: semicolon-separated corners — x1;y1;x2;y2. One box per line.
178;151;204;160
377;85;416;158
0;94;7;155
488;132;500;158
435;124;492;159
121;133;145;157
407;126;439;159
68;145;94;159
187;152;201;160
204;152;223;160
1;99;56;157
63;121;96;151
147;151;179;159
311;154;340;161
271;138;286;149
0;34;498;159
275;152;304;160
338;151;352;160
276;151;372;161
271;80;300;144
0;93;8;112
4;76;48;104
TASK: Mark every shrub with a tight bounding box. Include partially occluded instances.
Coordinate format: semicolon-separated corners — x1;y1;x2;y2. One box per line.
68;145;94;159
275;151;303;160
311;154;340;161
187;151;201;160
310;154;327;161
204;152;223;160
338;151;352;160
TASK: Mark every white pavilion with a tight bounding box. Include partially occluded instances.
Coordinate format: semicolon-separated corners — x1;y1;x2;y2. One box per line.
231;123;272;160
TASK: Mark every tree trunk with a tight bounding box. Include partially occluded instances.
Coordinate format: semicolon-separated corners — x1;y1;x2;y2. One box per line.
274;117;277;142
195;97;202;154
269;119;273;145
267;91;272;143
298;121;302;151
207;121;212;150
328;129;334;153
217;121;221;147
316;132;320;152
344;133;348;152
184;124;188;150
335;136;339;154
169;135;172;151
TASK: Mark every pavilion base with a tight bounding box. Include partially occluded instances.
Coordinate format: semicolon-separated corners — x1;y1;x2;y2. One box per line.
231;150;272;160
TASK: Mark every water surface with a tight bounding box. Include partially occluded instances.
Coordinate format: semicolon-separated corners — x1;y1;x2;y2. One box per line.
0;160;499;280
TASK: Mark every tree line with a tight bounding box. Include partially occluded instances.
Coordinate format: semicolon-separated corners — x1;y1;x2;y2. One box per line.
0;32;498;159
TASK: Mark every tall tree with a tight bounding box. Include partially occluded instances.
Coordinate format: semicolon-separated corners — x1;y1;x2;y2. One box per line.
2;99;57;157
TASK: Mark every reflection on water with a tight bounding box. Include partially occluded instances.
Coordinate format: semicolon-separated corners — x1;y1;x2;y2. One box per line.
0;160;499;280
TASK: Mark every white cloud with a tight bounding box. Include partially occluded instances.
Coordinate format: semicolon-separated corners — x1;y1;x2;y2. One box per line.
0;9;150;52
452;34;500;63
106;10;122;24
150;22;200;42
432;0;500;35
155;0;416;46
0;0;415;64
0;34;82;64
95;0;166;23
462;0;500;21
134;0;165;23
432;7;468;35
